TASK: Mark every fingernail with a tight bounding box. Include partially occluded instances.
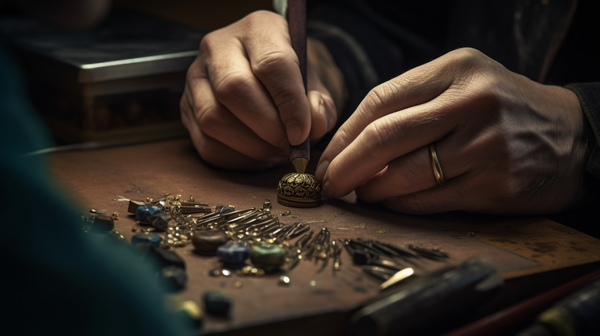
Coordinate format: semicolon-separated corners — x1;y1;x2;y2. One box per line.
315;160;329;181
286;122;302;145
319;97;328;127
323;180;335;197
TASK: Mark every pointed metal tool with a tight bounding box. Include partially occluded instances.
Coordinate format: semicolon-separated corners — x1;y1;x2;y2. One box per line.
380;267;414;291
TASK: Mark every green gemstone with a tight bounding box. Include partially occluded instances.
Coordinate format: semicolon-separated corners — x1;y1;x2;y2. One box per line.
250;244;286;272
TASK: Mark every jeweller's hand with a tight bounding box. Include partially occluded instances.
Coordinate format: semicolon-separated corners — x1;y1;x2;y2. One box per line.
315;48;589;214
180;11;344;169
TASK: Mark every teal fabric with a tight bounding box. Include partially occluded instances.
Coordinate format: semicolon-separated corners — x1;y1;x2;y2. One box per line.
0;40;196;336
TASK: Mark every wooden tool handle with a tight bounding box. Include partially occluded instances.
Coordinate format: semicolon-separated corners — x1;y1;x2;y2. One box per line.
287;0;310;172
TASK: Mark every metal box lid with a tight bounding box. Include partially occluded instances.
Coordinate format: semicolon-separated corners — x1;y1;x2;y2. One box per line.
0;8;205;83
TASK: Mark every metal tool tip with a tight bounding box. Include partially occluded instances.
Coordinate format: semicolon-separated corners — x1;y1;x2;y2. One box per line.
292;158;309;174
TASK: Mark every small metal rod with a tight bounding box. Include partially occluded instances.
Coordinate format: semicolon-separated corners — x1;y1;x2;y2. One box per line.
221;207;256;218
349;239;384;256
226;209;259;223
371;241;402;257
408;245;449;258
262;225;282;235
295;230;313;248
379;242;420;258
284;222;304;239
288;225;310;239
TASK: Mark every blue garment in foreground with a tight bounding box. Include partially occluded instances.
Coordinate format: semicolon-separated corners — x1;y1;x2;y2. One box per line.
0;40;196;336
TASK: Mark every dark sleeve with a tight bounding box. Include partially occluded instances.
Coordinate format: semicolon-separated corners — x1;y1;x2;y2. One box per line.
0;42;196;336
306;0;448;149
565;83;600;210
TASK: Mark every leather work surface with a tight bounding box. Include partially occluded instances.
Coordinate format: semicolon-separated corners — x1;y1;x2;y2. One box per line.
49;138;600;334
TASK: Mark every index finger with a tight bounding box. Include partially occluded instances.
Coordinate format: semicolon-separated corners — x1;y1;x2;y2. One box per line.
316;50;486;197
242;11;311;145
315;49;473;181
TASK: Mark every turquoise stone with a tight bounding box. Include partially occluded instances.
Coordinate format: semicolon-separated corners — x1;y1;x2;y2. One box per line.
136;205;162;223
218;243;249;265
131;232;162;248
250;244;286;272
203;291;232;317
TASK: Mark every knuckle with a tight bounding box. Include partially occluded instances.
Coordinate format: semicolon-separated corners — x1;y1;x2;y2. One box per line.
271;87;298;111
197;107;221;137
252;50;290;78
246;10;283;25
365;85;390;113
199;33;218;55
213;72;253;102
361;118;399;159
448;47;487;71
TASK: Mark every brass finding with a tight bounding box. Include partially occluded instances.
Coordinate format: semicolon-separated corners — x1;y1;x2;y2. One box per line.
292;158;309;174
277;172;322;208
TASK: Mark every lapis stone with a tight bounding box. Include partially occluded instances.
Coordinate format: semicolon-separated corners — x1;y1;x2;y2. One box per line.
203;291;232;317
149;212;170;231
131;232;163;248
136;205;163;223
250;244;286;272
151;246;186;269
218;243;250;266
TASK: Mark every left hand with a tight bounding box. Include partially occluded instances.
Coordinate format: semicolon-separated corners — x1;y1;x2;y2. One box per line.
315;48;589;215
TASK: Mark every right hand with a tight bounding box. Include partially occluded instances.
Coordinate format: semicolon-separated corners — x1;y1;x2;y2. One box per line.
181;10;343;169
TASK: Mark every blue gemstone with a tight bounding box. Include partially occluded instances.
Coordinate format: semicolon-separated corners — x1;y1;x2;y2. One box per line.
217;243;250;265
136;205;163;223
131;232;163;247
203;291;232;316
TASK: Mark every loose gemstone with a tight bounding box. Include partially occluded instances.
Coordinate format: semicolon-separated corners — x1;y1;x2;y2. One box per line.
203;291;232;316
208;269;221;277
192;230;227;253
136;205;163;223
221;269;232;277
162;266;187;291
128;199;145;214
150;247;186;269
149;212;170;231
131;232;163;248
250;244;286;272
217;243;250;266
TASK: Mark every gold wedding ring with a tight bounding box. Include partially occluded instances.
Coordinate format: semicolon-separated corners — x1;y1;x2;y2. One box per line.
429;143;446;185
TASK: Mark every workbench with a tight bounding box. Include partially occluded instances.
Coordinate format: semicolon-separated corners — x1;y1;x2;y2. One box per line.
49;138;600;335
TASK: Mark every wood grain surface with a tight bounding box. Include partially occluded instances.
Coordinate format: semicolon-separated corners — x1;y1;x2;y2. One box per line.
48;139;600;334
